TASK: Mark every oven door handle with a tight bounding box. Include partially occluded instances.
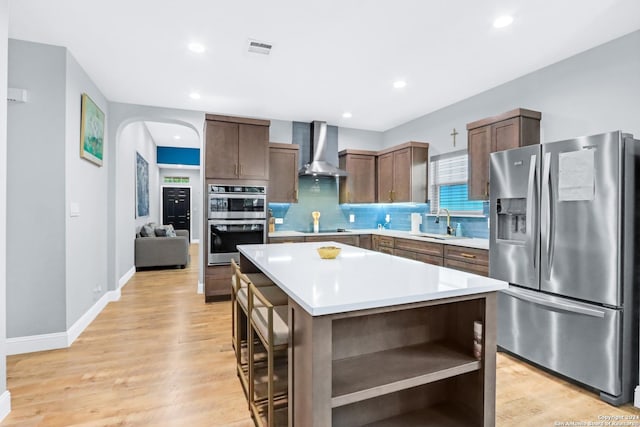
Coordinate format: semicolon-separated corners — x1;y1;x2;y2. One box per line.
209;194;266;200
209;219;266;225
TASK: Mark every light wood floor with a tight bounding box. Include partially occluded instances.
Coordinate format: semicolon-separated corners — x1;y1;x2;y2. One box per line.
2;244;639;426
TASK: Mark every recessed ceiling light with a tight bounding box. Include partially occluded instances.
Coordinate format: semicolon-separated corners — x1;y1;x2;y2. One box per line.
493;15;514;28
173;135;181;140
188;43;206;53
189;92;201;100
393;80;407;89
342;112;352;118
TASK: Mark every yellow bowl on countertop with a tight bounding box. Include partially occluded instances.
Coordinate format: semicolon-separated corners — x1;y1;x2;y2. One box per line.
317;246;341;259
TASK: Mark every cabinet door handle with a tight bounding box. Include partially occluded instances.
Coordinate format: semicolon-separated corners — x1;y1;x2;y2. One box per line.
347;191;351;203
461;253;476;259
388;190;392;202
485;182;489;197
234;164;238;175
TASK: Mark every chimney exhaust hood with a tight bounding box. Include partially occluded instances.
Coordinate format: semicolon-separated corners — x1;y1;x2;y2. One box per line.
299;121;348;177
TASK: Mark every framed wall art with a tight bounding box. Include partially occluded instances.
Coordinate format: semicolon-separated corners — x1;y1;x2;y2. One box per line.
136;152;150;217
79;93;105;166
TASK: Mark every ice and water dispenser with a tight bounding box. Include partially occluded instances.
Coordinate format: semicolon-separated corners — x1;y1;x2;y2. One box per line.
495;198;527;241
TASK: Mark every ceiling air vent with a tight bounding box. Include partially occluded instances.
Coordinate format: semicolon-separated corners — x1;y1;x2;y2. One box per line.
247;39;273;55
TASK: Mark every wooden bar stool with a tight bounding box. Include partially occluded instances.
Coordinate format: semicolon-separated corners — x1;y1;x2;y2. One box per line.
247;279;289;427
234;269;287;400
230;259;275;351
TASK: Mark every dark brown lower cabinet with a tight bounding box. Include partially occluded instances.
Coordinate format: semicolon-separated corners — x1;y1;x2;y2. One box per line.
304;235;360;247
268;236;305;244
205;265;231;302
359;234;372;250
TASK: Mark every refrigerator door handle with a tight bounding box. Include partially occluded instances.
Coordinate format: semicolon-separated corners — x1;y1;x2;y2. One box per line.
502;288;606;318
542;152;552;279
526;154;538;269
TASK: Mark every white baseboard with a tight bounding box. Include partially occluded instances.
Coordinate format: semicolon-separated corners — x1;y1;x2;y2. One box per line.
197;280;203;294
7;289;121;355
67;290;119;346
634;385;640;408
192;238;200;244
118;266;136;289
6;332;67;355
0;391;11;422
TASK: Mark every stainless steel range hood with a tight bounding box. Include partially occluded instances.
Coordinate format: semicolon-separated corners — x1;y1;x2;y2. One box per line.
299;121;348;177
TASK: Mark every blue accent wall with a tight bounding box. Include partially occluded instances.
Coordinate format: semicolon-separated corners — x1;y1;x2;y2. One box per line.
156;146;200;166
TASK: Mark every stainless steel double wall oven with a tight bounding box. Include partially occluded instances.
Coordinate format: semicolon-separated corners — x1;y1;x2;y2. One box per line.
207;184;267;265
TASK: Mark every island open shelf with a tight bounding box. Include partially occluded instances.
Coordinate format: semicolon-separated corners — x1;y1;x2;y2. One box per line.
332;342;481;408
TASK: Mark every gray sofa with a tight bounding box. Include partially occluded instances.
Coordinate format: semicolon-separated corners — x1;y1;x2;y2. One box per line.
135;229;190;269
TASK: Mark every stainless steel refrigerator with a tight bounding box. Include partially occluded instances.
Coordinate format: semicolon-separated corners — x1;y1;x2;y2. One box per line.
489;131;639;405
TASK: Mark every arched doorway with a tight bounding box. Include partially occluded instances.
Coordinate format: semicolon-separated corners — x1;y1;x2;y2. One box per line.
108;104;205;294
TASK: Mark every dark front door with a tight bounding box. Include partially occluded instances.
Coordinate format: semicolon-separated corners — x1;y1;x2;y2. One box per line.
163;187;191;239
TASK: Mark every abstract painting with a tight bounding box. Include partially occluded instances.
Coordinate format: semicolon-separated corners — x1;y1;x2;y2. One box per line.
79;93;105;166
136;152;149;217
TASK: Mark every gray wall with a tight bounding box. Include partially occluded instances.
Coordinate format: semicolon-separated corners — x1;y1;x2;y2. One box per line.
268;119;383;151
64;51;109;328
0;0;9;405
269;119;293;143
338;127;383;151
383;30;640;157
159;167;201;241
7;40;67;337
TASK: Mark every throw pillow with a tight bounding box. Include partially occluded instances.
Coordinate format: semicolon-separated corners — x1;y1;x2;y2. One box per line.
140;225;154;237
154;224;176;237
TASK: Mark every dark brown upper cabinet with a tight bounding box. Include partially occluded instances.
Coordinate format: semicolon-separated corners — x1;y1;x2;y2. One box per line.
204;114;270;180
269;143;299;203
338;149;377;204
466;108;541;200
376;142;429;203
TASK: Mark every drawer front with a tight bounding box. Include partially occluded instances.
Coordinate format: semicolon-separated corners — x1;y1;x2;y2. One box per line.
379;246;394;255
444;245;488;266
498;289;621;396
393;248;416;260
305;235;359;246
444;258;488;276
269;236;305;244
394;238;443;257
415;252;444;266
378;236;394;248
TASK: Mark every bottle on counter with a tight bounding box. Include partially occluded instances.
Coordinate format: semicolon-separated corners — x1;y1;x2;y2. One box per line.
268;209;276;233
455;222;462;237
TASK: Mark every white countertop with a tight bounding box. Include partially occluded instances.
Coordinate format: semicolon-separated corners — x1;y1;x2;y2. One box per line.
238;242;506;316
268;229;489;250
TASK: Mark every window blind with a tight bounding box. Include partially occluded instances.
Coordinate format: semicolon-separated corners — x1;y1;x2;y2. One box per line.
430;150;483;214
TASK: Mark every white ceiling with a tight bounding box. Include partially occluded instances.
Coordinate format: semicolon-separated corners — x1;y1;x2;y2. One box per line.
8;0;640;132
144;121;200;148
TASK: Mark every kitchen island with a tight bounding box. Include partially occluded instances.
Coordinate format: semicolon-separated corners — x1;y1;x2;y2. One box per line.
238;242;507;427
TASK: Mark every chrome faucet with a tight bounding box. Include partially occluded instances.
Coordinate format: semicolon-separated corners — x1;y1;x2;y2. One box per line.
435;208;454;235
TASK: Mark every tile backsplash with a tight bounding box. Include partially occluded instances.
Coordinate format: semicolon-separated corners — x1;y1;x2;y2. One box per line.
269;177;490;239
